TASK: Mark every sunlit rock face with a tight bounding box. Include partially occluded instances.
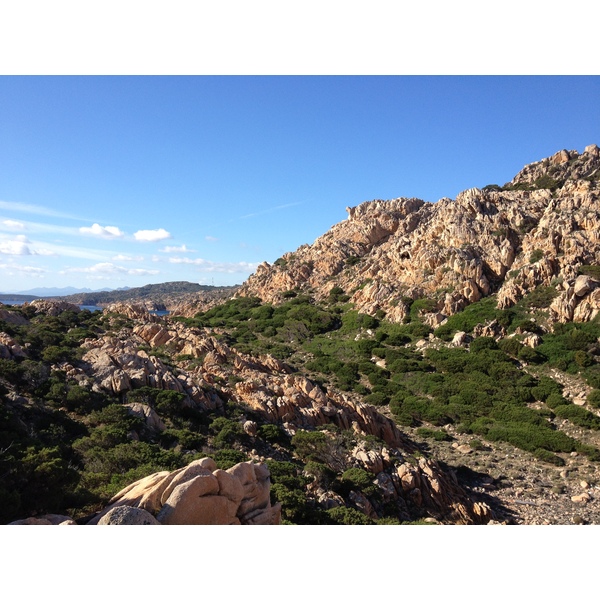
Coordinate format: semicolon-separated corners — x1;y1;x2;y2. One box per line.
238;146;600;325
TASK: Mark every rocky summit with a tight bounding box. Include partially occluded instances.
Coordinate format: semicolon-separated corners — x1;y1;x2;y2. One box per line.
3;146;600;526
239;145;600;326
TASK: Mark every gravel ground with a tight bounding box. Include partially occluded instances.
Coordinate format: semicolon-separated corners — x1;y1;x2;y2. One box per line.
415;425;599;525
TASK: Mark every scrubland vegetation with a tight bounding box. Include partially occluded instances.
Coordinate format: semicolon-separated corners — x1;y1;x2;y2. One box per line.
2;282;600;524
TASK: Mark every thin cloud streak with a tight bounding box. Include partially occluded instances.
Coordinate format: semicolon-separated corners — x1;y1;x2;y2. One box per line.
1;219;26;230
61;262;160;277
0;200;91;222
3;219;87;238
238;202;304;220
0;263;46;276
168;256;258;273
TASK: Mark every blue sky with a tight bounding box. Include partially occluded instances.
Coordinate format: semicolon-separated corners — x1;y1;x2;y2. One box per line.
1;75;599;292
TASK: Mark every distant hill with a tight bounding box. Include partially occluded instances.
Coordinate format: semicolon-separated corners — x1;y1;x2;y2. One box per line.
54;281;238;308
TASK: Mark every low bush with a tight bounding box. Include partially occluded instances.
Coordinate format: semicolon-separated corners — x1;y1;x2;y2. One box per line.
484;422;576;453
533;448;565;466
587;390;600;408
416;427;452;442
553;404;600;430
326;506;374;525
529;250;544;264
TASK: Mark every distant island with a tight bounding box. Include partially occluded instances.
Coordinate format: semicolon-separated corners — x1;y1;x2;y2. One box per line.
0;281;239;309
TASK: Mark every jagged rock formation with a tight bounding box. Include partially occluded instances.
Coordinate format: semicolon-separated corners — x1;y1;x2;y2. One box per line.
307;439;490;524
0;332;27;359
168;288;239;318
238;145;600;325
73;308;416;446
0;306;29;326
29;299;81;316
76;334;223;410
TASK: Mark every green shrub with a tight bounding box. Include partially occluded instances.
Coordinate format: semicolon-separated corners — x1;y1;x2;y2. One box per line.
531;377;563;402
328;286;349;303
529;249;544;264
533;448;565;466
258;424;287;444
519;285;558;310
364;392;389;406
578;265;600;280
554;404;600;430
434;297;502;340
211;449;248;470
533;175;562;191
326;506;374;525
340;311;379;333
341;467;373;490
498;337;523;357
160;428;206;451
304;461;336;488
587;390;600;408
517;345;544;364
416;427;452;442
575;443;600;462
470;337;498;352
484;422;576;453
209;417;247;448
291;430;345;470
154;390;186;417
545;393;569;409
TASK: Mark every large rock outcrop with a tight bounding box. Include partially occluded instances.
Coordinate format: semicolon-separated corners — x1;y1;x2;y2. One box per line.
237;145;600;325
87;457;281;525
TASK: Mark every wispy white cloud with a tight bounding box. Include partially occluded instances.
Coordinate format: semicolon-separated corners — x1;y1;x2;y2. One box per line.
168;256;258;273
61;262;159;276
160;244;195;253
112;254;144;262
31;242;109;261
205;236;218;242
0;200;89;222
0;263;46;276
1;219;26;230
6;220;82;238
79;223;125;239
239;202;303;220
134;228;172;242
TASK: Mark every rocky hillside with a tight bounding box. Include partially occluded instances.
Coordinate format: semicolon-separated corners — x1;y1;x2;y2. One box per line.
1;300;493;525
238;145;600;325
3;146;600;526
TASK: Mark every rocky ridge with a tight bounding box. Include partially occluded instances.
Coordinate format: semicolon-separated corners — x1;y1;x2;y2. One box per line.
237;145;600;326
